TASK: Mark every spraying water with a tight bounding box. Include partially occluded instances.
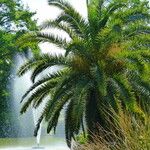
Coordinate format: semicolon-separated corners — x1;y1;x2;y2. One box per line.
9;53;67;149
32;102;46;148
11;53;35;137
11;52;44;147
32;108;43;148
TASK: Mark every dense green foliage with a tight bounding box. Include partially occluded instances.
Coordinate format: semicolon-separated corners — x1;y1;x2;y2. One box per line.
18;0;150;147
0;0;39;137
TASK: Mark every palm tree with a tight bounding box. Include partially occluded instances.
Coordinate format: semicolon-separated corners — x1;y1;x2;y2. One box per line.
17;0;150;147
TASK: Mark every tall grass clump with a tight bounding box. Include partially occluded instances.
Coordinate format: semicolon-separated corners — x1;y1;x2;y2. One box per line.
77;106;150;150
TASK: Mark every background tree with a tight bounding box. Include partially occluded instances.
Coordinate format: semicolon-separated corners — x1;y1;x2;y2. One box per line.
18;0;150;147
0;0;39;137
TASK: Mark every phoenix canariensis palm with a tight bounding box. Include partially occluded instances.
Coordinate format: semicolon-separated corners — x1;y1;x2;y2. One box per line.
17;0;150;147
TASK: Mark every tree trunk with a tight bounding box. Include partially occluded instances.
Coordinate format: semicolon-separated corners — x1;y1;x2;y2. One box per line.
85;89;104;140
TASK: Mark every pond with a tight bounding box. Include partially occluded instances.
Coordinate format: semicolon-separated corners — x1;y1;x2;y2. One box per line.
0;136;69;150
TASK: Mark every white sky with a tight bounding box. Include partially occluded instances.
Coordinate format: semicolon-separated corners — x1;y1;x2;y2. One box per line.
22;0;87;23
22;0;87;54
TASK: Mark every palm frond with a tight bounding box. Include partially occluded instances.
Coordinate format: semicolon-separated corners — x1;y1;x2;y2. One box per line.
34;100;53;136
20;81;57;114
98;2;126;29
21;71;65;101
110;76;143;115
55;12;88;38
36;32;68;48
48;0;88;37
17;32;68;49
30;54;71;82
46;91;72;133
65;99;74;148
40;20;76;39
18;54;71;81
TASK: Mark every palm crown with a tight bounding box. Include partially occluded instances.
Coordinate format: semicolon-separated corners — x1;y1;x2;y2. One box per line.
18;0;150;147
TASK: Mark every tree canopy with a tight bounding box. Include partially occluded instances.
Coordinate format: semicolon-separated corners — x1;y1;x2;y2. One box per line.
0;0;39;137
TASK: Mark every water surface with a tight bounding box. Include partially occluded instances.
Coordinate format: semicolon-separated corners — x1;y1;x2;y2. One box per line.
0;136;69;150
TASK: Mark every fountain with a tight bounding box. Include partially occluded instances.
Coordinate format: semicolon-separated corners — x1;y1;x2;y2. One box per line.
0;52;70;150
11;53;45;148
32;106;44;149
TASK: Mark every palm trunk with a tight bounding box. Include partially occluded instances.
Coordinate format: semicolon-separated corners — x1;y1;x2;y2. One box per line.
86;89;104;140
